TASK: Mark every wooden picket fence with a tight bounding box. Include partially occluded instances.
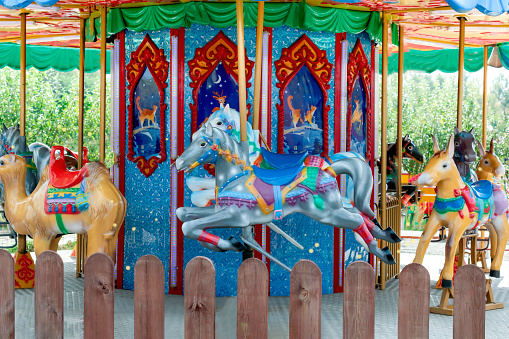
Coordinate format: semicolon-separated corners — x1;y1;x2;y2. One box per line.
0;249;488;338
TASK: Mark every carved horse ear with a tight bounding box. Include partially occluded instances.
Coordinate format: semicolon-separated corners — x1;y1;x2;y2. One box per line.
404;134;409;141
454;126;460;135
224;104;230;114
490;138;494;154
446;135;455;159
2;123;6;132
477;140;486;158
9;154;15;163
15;123;19;130
204;122;214;137
469;127;474;134
431;134;440;154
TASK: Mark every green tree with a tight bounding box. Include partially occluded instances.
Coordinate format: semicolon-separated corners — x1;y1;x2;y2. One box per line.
0;68;112;166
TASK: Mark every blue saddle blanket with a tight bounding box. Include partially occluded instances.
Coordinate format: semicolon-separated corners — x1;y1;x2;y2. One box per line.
261;148;308;169
253;163;304;186
469;180;493;200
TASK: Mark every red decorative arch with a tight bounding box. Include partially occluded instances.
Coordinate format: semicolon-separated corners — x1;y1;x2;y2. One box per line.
126;34;168;177
346;39;372;160
188;30;254;133
275;34;332;157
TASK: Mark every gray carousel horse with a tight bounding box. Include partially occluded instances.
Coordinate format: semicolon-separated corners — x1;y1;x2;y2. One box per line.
176;123;400;271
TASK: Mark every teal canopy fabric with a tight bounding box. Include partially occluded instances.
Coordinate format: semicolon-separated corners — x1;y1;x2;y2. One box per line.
384;47;493;74
89;2;382;44
0;43;110;73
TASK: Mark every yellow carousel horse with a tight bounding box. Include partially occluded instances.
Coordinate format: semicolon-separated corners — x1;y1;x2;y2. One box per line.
414;135;509;288
0;149;126;263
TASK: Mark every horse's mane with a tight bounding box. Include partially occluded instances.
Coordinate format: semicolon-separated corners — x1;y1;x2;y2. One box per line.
211;127;249;165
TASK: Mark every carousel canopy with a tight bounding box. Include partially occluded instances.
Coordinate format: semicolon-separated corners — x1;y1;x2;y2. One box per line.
0;0;507;72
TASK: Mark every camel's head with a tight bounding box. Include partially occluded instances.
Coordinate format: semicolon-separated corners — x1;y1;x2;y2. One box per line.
0;154;26;182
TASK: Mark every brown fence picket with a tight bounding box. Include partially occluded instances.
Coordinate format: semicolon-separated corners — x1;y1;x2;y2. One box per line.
237;258;268;339
185;256;215;339
289;260;322;339
134;255;165;339
398;263;429;339
344;261;375;339
35;251;64;339
84;253;115;339
454;265;485;339
0;249;14;339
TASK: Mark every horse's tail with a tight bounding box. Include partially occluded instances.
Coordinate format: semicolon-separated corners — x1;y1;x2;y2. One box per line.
329;152;375;218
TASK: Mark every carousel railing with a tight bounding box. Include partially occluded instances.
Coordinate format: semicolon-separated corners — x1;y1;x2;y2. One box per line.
0;251;488;338
376;196;401;290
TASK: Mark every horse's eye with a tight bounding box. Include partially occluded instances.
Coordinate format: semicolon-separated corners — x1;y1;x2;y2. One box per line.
407;146;413;151
442;163;448;168
200;142;207;147
216;121;223;126
455;142;460;146
485;160;489;165
0;160;4;166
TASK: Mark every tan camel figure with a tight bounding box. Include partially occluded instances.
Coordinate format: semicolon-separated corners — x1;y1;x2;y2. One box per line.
0;154;127;263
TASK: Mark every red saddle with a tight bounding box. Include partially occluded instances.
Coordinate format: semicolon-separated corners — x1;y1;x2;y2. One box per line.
49;146;89;189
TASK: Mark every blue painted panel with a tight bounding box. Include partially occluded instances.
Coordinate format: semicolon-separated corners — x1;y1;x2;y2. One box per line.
123;30;173;292
183;25;256;297
270;26;336;296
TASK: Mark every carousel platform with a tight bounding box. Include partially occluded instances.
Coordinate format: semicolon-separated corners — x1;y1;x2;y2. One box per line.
13;245;509;339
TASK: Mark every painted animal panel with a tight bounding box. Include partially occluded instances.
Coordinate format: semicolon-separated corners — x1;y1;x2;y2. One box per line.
136;96;157;127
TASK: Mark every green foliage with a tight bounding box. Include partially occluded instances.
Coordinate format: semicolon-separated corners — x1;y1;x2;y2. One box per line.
0;68;113;166
385;71;509;169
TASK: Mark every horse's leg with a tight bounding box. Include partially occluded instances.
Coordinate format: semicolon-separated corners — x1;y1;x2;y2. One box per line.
413;211;442;264
181;207;250;252
489;215;509;278
442;222;468;288
485;222;498;263
176;206;216;222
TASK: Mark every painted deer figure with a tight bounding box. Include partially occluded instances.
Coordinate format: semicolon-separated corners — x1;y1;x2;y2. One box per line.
414;135;509;288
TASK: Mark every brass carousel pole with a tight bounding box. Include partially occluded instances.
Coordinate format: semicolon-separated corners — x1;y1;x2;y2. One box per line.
76;16;86;278
457;16;466;130
252;1;264;133
482;45;488;148
100;6;107;162
396;24;404;277
380;11;389;290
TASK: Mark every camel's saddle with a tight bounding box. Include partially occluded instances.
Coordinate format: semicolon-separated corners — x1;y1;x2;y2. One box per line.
49;146;89;189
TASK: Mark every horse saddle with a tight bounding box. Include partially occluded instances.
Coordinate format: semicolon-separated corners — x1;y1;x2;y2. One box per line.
469;180;493;200
49;146;89;189
260;148;308;170
252;163;304;186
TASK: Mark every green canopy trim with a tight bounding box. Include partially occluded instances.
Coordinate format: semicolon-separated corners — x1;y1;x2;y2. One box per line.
0;43;111;73
383;47;493;74
88;2;382;43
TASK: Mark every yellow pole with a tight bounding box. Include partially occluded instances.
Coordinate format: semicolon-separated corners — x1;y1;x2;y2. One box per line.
236;0;248;142
18;10;28;255
100;6;107;162
380;12;389;290
482;46;488;148
252;1;264;131
457;16;466;130
396;25;404;277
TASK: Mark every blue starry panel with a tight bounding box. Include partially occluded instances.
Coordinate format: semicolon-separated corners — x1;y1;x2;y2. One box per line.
123;29;173;292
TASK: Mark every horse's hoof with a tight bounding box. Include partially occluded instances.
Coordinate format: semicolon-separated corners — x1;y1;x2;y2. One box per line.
442;279;453;288
490;270;500;278
385;227;402;243
372;218;382;228
382;246;396;265
228;236;246;252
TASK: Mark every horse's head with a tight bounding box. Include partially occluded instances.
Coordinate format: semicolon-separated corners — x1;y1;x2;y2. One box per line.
0;124;21;157
0;154;26;183
206;104;238;135
176;123;219;173
402;134;423;164
417;135;458;186
453;126;477;165
476;138;505;181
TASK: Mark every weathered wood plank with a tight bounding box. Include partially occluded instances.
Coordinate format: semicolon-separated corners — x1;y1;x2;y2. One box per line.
289;260;322;339
0;249;14;339
237;258;268;339
344;261;375;339
134;255;165;339
84;253;115;339
454;264;485;339
35;251;64;339
184;256;215;339
398;263;429;339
